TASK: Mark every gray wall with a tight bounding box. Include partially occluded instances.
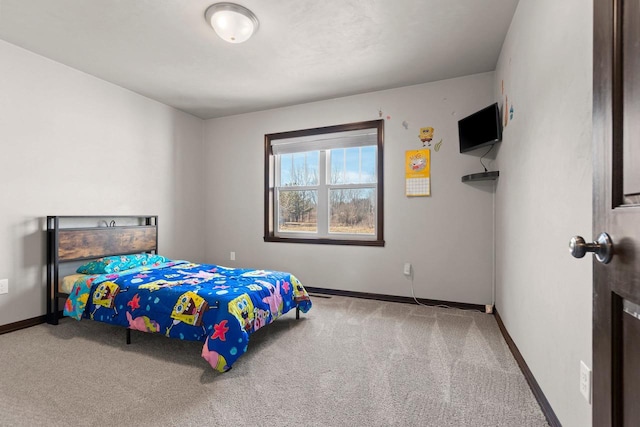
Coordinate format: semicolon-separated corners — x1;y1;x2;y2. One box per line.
493;0;593;425
203;72;497;305
0;3;595;424
0;40;205;326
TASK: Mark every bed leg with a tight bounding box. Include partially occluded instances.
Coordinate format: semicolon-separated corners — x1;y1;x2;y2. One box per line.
126;329;131;345
51;295;59;325
296;306;300;320
48;308;59;325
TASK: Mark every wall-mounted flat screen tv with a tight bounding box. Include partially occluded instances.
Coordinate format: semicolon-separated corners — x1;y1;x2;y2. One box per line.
458;103;502;153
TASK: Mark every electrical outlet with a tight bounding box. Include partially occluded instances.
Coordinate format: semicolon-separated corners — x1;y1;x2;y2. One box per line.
580;360;591;403
230;251;236;261
403;263;411;276
0;279;8;295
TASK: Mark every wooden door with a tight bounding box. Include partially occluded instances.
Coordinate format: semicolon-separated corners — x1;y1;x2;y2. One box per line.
593;0;640;425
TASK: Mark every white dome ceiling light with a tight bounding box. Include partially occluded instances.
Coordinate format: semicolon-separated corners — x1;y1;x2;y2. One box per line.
204;3;259;44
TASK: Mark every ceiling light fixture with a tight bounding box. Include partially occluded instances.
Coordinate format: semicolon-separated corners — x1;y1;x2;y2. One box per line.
204;3;259;44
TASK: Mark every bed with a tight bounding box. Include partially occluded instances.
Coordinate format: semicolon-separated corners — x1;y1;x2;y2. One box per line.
46;215;312;372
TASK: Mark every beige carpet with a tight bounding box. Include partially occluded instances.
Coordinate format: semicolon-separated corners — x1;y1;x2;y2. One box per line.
0;295;548;426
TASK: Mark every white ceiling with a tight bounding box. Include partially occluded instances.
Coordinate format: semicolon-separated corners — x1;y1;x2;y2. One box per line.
0;0;519;119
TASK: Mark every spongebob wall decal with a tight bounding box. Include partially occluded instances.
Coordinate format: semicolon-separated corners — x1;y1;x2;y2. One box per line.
419;127;434;147
419;126;444;153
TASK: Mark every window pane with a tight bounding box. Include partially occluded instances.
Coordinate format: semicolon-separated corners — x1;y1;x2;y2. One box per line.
360;146;377;183
278;190;318;232
330;148;345;184
280;152;319;186
345;148;359;183
329;147;376;184
329;188;375;234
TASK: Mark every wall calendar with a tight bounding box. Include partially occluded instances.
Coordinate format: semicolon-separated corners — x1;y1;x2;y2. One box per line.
405;149;431;197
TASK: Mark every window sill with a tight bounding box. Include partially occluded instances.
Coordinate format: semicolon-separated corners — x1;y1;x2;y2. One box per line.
264;236;385;247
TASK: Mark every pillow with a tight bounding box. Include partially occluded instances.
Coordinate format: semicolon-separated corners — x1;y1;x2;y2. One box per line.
76;253;169;274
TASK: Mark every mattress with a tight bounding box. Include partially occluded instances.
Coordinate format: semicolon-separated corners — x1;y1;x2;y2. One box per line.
59;274;91;294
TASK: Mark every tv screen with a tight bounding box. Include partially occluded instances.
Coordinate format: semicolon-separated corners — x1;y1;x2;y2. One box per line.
458;103;502;153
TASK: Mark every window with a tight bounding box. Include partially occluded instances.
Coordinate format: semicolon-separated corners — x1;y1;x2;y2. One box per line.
264;120;384;246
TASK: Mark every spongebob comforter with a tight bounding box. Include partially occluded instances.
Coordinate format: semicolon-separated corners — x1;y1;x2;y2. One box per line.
63;261;312;372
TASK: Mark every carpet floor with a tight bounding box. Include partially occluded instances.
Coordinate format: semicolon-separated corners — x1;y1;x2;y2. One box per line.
0;295;548;426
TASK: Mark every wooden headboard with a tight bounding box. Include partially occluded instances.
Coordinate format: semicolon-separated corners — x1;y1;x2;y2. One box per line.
46;215;158;324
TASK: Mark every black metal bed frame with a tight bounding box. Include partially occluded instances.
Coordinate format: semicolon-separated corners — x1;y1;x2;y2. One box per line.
46;215;158;326
46;215;300;346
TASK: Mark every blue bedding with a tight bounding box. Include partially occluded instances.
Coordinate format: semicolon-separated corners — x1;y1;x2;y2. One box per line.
63;261;312;371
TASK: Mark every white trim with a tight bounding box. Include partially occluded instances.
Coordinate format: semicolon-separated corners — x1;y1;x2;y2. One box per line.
271;130;377;155
274;147;378;239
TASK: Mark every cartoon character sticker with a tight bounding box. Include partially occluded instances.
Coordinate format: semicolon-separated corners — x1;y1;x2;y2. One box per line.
504;96;509;128
419;127;434;147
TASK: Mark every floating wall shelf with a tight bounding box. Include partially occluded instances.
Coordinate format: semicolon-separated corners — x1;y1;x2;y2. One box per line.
461;171;499;182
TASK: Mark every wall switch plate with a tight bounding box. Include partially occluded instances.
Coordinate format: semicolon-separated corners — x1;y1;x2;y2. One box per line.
0;279;8;295
403;263;411;276
230;251;236;261
580;360;591;403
